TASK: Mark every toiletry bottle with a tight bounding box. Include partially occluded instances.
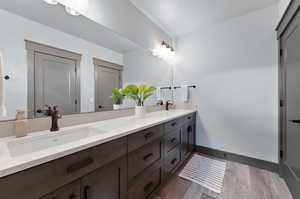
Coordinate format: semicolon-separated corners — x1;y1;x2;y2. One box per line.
15;110;29;138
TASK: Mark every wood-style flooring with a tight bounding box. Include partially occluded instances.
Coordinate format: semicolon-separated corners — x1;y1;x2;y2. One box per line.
153;154;293;199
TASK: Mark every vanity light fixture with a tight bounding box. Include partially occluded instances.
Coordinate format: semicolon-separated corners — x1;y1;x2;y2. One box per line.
65;6;80;16
41;0;80;16
152;41;176;62
42;0;58;5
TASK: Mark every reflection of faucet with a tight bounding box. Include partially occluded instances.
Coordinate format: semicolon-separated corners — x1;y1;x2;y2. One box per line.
166;100;173;111
156;100;163;106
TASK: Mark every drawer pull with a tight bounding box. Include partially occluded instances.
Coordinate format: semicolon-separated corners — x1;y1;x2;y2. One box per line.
171;122;177;127
67;157;94;174
143;153;153;161
84;186;90;199
144;181;154;193
171;138;177;143
171;158;177;165
144;131;154;140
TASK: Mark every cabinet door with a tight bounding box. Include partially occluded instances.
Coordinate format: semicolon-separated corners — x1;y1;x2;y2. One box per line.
181;122;195;161
81;156;127;199
180;126;189;161
40;180;80;199
187;122;196;154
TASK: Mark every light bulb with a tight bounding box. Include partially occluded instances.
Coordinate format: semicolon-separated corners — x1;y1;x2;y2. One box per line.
65;6;80;16
42;0;58;5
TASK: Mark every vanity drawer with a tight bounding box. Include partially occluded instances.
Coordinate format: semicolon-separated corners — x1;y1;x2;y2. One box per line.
183;113;196;124
128;160;163;199
164;128;181;154
128;124;164;152
165;118;183;133
0;137;127;199
164;146;181;173
128;139;163;182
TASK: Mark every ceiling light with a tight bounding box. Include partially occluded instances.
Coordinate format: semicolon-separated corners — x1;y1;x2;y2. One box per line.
65;6;80;16
152;41;176;63
42;0;58;5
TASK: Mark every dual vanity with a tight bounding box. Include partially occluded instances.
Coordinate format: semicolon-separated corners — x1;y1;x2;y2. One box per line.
0;109;196;199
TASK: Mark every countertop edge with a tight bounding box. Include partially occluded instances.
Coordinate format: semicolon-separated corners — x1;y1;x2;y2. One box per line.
0;110;196;178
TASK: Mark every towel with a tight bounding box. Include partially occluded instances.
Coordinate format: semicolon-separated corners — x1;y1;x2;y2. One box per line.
182;85;189;103
0;53;6;116
156;87;162;101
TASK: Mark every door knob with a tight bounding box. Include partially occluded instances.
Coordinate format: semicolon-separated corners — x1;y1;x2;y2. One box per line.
290;120;300;124
98;105;103;109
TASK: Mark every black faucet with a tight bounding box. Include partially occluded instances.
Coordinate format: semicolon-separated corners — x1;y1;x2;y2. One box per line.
166;100;173;111
50;106;62;132
37;105;62;131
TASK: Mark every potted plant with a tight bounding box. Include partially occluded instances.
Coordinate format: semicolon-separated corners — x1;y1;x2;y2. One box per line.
111;88;125;110
123;84;156;118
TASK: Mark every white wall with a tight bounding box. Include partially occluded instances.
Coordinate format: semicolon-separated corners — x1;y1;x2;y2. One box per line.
0;9;123;120
57;0;172;51
279;0;291;20
123;48;173;106
175;5;279;163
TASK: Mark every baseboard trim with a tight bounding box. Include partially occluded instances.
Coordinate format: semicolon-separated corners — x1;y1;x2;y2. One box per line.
195;145;279;173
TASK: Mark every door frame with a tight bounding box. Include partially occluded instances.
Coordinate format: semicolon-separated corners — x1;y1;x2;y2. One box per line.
278;4;300;198
26;40;82;118
93;58;123;112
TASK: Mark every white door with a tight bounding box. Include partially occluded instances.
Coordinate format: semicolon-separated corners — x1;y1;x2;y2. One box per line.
95;66;121;112
35;52;79;117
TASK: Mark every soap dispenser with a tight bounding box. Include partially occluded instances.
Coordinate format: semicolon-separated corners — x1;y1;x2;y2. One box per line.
15;109;29;138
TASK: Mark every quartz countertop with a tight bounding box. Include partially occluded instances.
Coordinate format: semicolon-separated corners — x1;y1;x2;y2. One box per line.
0;109;196;178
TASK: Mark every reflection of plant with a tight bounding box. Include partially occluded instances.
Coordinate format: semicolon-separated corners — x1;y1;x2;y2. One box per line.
111;88;125;105
123;84;157;106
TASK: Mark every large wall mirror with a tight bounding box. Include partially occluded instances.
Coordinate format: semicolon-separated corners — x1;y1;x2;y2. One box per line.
0;0;173;121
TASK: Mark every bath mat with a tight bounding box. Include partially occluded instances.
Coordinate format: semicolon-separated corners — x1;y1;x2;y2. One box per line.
179;154;226;194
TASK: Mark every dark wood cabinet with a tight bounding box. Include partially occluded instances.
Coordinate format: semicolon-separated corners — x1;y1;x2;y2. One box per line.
128;138;163;182
81;156;127;199
1;112;196;199
40;180;81;199
128;160;163;199
180;119;196;163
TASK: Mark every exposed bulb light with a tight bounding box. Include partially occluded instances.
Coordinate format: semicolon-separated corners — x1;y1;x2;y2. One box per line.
65;6;80;16
152;41;176;63
42;0;58;5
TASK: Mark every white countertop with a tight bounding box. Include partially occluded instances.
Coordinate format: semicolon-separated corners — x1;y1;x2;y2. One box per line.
0;109;196;178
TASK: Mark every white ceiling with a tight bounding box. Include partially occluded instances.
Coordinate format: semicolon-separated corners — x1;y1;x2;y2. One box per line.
0;0;138;53
130;0;279;38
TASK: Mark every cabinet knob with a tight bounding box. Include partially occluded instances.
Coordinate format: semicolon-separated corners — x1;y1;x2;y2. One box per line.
144;131;154;140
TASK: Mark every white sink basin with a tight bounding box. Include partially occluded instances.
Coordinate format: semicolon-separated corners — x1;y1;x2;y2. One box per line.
7;126;107;157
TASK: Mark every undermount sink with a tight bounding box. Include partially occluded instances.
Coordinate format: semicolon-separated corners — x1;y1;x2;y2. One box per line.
7;126;107;157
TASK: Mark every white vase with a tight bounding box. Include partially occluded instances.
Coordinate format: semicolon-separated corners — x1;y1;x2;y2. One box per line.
135;106;147;118
113;104;122;110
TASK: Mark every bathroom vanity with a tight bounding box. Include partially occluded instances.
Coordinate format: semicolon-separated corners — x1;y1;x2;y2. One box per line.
0;110;196;199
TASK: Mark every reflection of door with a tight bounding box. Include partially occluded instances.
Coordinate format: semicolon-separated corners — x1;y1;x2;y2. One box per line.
280;15;300;198
35;52;79;117
95;66;121;112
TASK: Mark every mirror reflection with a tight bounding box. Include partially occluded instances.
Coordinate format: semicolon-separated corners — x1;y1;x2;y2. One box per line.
0;0;173;121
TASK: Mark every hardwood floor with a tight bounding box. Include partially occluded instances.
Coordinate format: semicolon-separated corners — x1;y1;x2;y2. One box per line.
153;154;293;199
